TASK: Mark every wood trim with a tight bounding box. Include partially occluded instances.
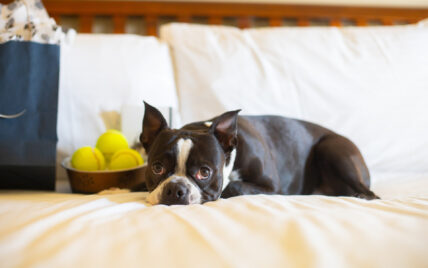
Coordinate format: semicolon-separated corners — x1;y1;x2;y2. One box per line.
113;15;126;33
178;15;191;23
329;18;342;26
145;15;157;36
381;18;394;25
237;16;251;29
44;1;428;20
297;18;310;26
269;18;283;27
52;14;61;24
38;1;428;35
208;16;222;25
79;15;93;33
355;18;368;26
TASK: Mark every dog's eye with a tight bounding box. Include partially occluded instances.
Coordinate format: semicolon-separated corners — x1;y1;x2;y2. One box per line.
196;167;211;180
152;162;165;175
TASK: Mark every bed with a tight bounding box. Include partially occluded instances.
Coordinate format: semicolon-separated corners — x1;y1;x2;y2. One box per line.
1;177;428;267
1;1;428;267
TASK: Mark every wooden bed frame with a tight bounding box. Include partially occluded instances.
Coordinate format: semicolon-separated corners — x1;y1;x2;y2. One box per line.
26;1;428;36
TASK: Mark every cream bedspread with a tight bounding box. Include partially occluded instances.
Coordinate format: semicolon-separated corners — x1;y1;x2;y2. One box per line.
1;177;428;268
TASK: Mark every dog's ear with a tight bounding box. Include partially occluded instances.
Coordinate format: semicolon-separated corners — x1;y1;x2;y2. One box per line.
210;110;241;153
140;101;168;152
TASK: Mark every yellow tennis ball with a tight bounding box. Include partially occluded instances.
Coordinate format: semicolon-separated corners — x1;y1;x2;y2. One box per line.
96;130;129;162
71;146;106;171
109;149;144;170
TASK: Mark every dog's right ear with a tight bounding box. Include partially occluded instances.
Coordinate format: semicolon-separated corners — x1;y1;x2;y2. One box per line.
210;110;241;153
140;101;168;152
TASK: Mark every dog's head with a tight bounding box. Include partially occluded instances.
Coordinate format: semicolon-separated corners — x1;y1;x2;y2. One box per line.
141;102;240;205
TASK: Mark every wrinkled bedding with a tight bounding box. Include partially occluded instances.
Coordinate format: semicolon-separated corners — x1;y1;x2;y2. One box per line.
1;176;428;268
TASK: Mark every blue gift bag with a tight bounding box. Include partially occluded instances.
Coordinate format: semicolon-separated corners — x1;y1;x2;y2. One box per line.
0;41;60;190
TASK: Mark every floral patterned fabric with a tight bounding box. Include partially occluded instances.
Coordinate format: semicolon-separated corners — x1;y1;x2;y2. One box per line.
0;0;64;44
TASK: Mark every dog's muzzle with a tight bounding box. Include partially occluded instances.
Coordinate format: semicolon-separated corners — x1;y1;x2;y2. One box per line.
146;176;202;205
161;180;190;205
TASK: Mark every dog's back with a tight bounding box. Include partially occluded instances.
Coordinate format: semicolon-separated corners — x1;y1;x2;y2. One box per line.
234;116;328;194
231;115;377;199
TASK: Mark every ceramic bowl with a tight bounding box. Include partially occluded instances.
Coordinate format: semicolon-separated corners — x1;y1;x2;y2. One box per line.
62;157;146;193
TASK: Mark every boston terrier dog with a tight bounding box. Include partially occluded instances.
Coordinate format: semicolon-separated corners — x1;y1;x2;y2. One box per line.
141;102;378;205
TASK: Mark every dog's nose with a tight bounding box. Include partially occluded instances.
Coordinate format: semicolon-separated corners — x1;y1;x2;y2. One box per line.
161;182;190;205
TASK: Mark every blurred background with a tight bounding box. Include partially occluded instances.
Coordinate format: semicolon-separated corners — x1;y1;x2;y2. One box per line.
32;0;428;36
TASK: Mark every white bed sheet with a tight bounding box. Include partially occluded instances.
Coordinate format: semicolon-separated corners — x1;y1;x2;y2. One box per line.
1;174;427;268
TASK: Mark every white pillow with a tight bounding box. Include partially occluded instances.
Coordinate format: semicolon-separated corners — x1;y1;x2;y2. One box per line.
161;23;428;175
57;34;178;181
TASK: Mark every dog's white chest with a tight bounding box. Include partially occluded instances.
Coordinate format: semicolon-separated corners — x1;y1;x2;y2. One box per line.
222;149;238;191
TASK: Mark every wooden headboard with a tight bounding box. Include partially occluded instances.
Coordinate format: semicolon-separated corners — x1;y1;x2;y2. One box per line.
39;1;428;36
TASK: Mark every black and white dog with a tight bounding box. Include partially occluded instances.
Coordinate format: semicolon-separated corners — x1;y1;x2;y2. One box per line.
141;102;378;205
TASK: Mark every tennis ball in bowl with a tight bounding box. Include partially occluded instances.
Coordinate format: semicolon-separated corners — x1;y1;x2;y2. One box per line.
109;149;144;170
96;130;129;162
71;146;106;171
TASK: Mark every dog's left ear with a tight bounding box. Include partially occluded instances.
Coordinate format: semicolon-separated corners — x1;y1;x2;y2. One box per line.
140;101;168;153
210;110;241;153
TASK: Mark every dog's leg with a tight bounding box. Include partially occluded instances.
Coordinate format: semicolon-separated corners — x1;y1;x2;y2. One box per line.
221;180;274;198
310;135;379;200
221;157;280;198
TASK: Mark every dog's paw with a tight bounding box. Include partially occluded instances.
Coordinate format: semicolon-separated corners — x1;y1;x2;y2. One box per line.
354;191;380;200
221;181;242;199
97;187;130;195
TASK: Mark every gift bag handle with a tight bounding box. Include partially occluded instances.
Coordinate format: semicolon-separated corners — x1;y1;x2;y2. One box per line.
0;109;26;119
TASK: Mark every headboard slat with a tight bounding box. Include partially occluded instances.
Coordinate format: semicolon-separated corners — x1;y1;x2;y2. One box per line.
208;17;222;25
269;18;282;27
355;18;368;26
145;16;157;36
297;18;310;26
329;19;342;26
113;15;126;34
238;17;251;29
178;15;191;23
381;18;394;25
80;15;93;33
